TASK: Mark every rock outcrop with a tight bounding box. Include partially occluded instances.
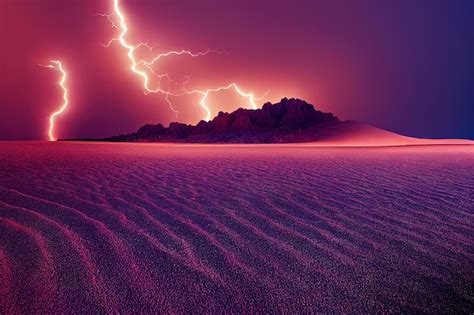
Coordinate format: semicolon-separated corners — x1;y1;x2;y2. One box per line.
104;98;339;143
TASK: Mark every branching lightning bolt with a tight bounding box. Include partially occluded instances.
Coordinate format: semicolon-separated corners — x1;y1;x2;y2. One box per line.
40;60;69;141
185;84;269;121
102;0;268;121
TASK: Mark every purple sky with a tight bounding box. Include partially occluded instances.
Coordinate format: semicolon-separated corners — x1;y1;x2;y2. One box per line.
1;0;473;140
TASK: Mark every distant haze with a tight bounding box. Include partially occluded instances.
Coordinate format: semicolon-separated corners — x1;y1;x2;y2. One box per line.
1;0;473;140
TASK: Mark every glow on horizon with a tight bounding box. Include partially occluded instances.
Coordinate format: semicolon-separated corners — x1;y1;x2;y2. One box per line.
40;60;68;141
104;0;267;121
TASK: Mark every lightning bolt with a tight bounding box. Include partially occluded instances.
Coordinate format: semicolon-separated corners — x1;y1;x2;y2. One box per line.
186;84;269;121
102;0;268;121
40;60;68;141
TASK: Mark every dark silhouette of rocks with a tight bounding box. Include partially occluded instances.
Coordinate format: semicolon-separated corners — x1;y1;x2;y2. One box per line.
103;98;340;143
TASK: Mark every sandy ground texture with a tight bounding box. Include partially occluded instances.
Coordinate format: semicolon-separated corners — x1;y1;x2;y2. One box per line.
0;142;473;313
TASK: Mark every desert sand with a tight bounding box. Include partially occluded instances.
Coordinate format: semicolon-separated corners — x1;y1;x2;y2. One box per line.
0;142;473;313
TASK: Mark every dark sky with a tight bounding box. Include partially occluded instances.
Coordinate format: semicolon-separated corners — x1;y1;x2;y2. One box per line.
0;0;473;140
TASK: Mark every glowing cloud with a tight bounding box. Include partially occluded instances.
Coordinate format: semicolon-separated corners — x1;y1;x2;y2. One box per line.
102;0;267;121
40;60;69;141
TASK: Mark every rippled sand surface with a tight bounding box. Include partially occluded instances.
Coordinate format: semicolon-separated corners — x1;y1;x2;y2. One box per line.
1;142;473;313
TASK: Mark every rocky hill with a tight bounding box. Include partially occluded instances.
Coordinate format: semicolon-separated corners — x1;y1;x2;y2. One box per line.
104;98;340;143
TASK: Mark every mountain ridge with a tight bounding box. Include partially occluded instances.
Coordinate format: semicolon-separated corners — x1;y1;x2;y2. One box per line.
103;98;340;143
73;97;473;146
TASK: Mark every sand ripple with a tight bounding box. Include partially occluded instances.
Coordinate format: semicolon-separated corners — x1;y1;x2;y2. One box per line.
0;142;473;313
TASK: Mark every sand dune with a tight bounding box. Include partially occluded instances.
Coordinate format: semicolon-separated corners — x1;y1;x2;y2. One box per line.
0;142;473;313
301;121;474;146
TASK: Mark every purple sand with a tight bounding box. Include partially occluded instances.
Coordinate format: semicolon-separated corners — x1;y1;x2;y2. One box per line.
0;142;473;313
